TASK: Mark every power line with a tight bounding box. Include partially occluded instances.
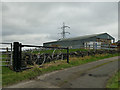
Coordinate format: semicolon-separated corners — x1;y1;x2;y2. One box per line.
59;22;70;39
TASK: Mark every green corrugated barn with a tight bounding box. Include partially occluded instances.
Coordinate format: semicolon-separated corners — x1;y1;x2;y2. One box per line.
43;33;115;49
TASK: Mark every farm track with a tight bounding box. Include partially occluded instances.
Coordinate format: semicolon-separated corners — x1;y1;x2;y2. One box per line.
5;56;119;88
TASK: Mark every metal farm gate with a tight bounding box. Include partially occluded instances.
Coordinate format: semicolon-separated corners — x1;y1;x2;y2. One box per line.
13;42;69;72
0;43;13;66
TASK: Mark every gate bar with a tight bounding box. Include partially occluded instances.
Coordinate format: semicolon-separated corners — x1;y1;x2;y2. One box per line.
21;45;67;49
0;48;11;50
0;43;12;44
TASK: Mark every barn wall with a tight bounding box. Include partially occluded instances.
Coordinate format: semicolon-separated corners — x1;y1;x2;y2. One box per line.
43;37;97;49
43;33;115;49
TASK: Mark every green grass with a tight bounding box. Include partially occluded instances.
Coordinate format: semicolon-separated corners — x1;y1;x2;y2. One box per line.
2;53;118;87
106;70;120;88
0;53;11;67
27;48;88;54
0;55;9;61
2;66;41;86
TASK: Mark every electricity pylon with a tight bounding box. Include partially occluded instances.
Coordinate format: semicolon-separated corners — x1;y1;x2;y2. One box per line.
59;22;70;39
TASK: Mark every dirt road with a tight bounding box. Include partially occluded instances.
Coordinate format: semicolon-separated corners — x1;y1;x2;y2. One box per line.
6;56;119;88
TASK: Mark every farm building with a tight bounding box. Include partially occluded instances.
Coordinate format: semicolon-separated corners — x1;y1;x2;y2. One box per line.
43;33;115;49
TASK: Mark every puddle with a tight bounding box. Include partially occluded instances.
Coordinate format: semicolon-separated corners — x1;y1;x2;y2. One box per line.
88;74;108;77
56;78;61;80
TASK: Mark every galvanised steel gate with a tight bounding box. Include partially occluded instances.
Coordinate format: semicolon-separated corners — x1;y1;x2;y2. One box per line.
0;43;13;66
13;42;69;72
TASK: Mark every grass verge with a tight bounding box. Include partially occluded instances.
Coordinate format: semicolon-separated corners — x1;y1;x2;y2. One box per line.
106;70;120;88
2;53;118;87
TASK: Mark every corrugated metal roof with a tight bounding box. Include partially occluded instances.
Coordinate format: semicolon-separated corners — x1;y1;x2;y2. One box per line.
58;33;107;41
44;33;114;44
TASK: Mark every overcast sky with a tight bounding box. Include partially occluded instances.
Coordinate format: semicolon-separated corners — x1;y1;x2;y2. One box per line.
2;2;118;45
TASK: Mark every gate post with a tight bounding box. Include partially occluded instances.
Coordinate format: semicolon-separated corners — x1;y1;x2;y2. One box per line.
10;43;13;66
13;42;21;72
67;47;69;63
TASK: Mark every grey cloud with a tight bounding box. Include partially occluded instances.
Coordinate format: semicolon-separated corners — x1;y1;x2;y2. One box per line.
2;2;118;44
